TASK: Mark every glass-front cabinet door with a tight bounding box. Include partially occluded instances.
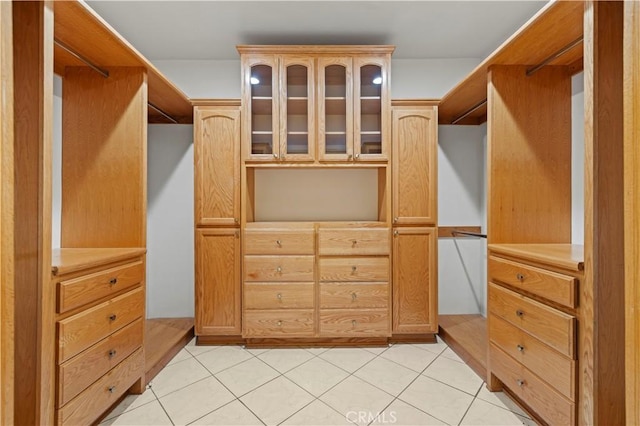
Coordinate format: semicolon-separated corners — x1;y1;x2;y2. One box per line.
354;56;390;161
317;57;353;161
242;55;279;161
279;56;315;161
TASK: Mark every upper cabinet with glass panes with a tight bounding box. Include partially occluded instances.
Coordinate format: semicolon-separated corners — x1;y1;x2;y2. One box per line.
238;46;394;163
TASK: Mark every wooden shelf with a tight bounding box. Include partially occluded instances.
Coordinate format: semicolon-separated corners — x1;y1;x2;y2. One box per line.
53;1;193;124
488;243;584;272
438;314;487;379
145;318;194;385
361;97;381;114
438;1;584;125
51;247;146;276
287;97;308;115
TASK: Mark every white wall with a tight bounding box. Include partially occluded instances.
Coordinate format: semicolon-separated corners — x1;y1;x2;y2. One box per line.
572;72;585;245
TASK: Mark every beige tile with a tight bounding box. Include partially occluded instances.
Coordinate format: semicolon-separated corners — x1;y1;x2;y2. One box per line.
102;388;157;421
158;376;235;425
460;398;537;425
281;400;351;426
257;348;315;373
285;357;350;396
319;376;395;426
215;357;280;397
303;346;333;355
353;356;420;396
245;347;270;356
440;347;464;363
380;344;438;373
371;399;446;426
423;355;483;395
318;347;377;373
197;345;253;374
476;386;531;418
412;341;448;355
185;338;219;356
398;375;474;425
240;376;314;425
167;348;194;366
190;400;263;426
362;345;390;355
100;400;172;425
150;357;211;397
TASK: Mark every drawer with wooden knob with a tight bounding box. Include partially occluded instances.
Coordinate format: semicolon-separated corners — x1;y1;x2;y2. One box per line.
57;260;144;314
244;255;315;282
489;256;577;308
319;309;390;336
319;257;389;282
490;344;575;426
320;283;388;309
243;310;314;337
489;314;575;400
244;283;314;309
57;318;143;407
57;348;144;426
57;287;144;363
489;283;575;358
318;228;389;256
244;228;315;255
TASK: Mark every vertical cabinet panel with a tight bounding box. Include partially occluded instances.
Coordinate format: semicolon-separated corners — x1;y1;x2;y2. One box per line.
194;106;240;226
195;229;241;336
392;106;437;225
392;227;437;334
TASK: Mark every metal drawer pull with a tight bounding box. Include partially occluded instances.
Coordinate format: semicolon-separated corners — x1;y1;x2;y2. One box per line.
351;293;357;301
354;154;360;159
516;273;525;282
108;349;117;359
517;344;525;352
273;153;279;159
394;230;399;236
393;217;398;223
515;310;524;317
276;240;282;246
277;293;282;300
277;266;282;273
516;379;525;387
109;278;118;286
108;386;116;393
351;266;357;272
109;314;117;321
352;239;357;246
277;320;282;327
352;320;357;327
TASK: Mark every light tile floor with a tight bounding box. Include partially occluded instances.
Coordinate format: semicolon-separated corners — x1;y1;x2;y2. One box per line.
101;337;536;426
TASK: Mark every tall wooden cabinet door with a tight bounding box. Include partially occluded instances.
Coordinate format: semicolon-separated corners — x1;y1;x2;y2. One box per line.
392;227;437;334
392;107;437;225
195;229;241;336
194;106;240;227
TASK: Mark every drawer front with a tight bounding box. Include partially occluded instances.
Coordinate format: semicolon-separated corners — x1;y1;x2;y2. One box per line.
490;344;575;426
244;310;314;337
320;309;390;336
489;283;575;358
57;260;144;313
489;256;577;308
490;314;575;401
245;229;314;255
320;283;388;309
58;288;144;363
318;228;389;256
57;348;144;426
244;255;315;282
244;283;314;309
319;257;389;282
58;318;143;407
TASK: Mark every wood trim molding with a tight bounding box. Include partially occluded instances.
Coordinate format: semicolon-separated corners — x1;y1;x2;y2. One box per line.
391;99;440;107
191;98;241;107
237;45;395;55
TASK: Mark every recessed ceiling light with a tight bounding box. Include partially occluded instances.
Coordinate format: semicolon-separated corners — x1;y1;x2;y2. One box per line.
250;76;260;85
372;77;382;85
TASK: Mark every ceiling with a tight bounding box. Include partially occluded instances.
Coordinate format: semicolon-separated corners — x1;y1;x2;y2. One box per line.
87;1;547;61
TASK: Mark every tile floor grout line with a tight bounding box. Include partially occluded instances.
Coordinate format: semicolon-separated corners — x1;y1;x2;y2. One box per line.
274;396;319;426
149;384;177;426
184;397;241;426
418;371;483;399
150;370;217;401
457;395;478;426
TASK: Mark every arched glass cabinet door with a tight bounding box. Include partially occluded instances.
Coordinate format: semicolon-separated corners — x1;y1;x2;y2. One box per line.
317;57;353;161
280;57;315;161
242;55;279;161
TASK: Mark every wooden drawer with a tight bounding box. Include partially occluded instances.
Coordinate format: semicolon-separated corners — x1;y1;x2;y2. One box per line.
318;228;389;256
319;257;389;282
244;228;314;255
57;260;144;314
490;314;575;401
489;256;577;308
320;283;388;309
244;283;314;309
244;255;314;282
57;348;144;426
244;310;314;337
320;309;390;336
490;344;575;425
58;318;143;407
489;283;575;358
58;288;144;363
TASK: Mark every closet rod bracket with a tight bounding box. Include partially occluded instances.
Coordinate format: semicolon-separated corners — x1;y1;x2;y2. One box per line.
450;99;487;125
54;38;110;78
148;102;179;124
526;36;584;77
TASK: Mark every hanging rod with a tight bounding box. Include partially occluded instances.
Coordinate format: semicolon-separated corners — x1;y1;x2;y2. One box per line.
526;36;584;77
148;102;179;124
451;230;487;239
54;38;109;78
450;99;487;125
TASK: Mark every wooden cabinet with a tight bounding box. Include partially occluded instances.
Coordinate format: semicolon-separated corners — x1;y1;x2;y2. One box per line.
195;228;241;336
392;227;437;334
194;105;241;226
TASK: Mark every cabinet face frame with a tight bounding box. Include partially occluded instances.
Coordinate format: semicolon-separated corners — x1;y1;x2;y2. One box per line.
194;106;241;226
278;55;315;162
242;54;279;162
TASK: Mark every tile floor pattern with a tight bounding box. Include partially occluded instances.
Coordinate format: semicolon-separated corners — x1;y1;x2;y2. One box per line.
101;337;536;426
